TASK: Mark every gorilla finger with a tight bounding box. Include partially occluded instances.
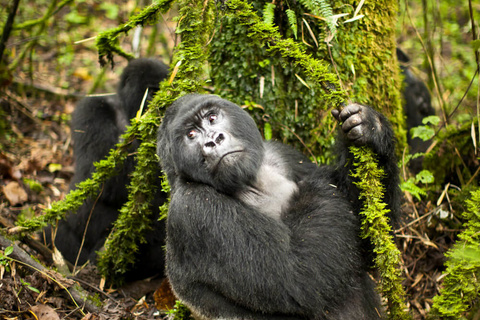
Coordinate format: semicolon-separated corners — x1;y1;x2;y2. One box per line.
342;113;363;132
339;103;362;122
331;109;341;121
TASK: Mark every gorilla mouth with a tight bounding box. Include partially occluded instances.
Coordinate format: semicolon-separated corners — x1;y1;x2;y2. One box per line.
217;150;243;166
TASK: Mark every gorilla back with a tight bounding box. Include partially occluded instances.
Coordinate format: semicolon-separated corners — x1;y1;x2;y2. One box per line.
158;94;400;319
51;58;169;281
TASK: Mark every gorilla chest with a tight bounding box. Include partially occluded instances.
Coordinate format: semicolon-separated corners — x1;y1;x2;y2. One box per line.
235;164;298;220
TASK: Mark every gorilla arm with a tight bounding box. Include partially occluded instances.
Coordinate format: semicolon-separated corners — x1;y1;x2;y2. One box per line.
166;182;301;316
166;175;365;319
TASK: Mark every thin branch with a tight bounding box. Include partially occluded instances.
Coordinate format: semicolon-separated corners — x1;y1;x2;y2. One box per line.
0;0;20;64
0;234;100;315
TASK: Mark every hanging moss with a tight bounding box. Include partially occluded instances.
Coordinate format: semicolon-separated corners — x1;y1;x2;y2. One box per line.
350;146;411;320
95;0;175;67
431;189;480;319
97;0;214;283
16;136;130;233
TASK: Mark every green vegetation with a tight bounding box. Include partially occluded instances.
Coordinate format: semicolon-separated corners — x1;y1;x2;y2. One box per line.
432;189;480;318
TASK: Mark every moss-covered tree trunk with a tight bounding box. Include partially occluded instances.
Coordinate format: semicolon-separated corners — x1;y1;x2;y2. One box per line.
210;0;406;162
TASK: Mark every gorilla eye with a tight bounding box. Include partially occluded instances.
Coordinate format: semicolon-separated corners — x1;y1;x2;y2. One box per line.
187;130;197;139
208;114;217;123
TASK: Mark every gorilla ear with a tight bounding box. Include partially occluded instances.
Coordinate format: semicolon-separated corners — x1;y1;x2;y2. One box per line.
157;119;175;179
157;101;183;185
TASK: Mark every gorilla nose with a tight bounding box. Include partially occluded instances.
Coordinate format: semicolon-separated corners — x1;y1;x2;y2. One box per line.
205;132;225;148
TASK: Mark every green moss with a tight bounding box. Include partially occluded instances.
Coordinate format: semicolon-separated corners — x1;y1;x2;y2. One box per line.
431;189;480;319
95;0;175;67
350;146;411;320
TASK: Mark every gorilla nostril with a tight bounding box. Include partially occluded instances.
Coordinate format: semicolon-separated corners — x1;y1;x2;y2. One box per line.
205;141;216;148
216;133;225;144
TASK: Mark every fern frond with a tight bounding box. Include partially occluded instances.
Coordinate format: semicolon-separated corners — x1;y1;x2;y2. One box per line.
285;9;298;39
263;3;276;26
297;0;336;36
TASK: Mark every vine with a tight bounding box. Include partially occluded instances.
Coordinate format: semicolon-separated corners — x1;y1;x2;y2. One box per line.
350;146;411;320
95;0;175;67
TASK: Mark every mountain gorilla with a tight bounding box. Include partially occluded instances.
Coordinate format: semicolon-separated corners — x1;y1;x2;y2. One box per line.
157;94;401;319
50;58;169;280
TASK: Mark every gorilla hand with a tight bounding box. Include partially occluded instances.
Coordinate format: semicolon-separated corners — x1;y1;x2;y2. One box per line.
332;103;386;148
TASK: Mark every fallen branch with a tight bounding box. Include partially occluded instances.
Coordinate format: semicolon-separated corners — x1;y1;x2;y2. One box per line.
0;234;101;315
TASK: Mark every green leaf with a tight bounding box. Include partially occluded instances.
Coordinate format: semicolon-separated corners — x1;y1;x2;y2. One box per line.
258;59;270;68
415;170;434;184
28;286;40;293
4;246;13;256
264;122;272;140
400;178;426;200
422;115;440;126
411;125;435;141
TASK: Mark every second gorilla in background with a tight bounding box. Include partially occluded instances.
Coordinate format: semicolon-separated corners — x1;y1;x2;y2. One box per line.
51;58;169;281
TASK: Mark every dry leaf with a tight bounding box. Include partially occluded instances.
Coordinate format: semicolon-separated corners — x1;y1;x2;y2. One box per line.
153;278;176;311
30;304;60;320
73;67;93;81
2;181;28;205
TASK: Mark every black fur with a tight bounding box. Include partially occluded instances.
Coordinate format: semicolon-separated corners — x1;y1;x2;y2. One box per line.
50;58;169;280
157;94;400;319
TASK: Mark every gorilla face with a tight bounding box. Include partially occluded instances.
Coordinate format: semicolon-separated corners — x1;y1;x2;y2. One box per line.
159;94;265;194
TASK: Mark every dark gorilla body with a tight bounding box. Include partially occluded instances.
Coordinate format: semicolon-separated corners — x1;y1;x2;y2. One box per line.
51;58;169;280
158;94;401;319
